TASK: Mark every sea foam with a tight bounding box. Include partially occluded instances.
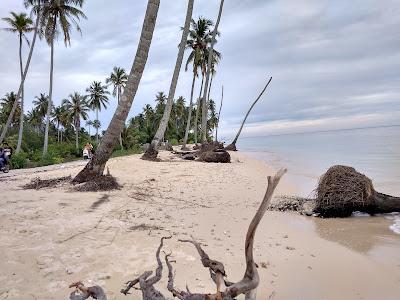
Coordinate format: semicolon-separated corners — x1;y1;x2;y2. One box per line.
383;212;400;235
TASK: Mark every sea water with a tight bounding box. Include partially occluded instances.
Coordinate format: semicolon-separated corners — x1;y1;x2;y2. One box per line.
237;125;400;234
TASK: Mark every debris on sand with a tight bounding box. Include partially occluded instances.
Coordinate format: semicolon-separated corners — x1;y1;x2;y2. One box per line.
23;175;72;190
88;195;110;211
128;224;164;231
73;174;121;192
198;149;231;163
268;195;315;215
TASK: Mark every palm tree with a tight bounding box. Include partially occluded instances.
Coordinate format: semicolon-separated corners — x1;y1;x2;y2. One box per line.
26;108;42;133
62;92;89;150
86;120;93;137
86;81;110;144
226;77;272;151
40;0;87;156
0;92;21;129
184;17;221;146
215;85;223;142
0;0;43;145
2;12;34;153
73;0;160;183
33;93;49;119
201;0;224;143
106;66;128;149
92;119;101;140
142;0;194;160
52;105;65;142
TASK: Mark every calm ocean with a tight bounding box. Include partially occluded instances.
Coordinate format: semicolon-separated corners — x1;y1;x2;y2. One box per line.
237;125;400;197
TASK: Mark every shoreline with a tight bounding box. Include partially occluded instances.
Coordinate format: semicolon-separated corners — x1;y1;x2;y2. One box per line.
1;151;399;299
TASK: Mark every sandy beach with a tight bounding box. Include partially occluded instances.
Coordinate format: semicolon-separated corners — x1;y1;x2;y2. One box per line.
1;151;400;300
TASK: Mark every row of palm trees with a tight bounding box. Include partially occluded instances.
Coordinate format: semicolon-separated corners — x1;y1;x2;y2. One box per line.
2;0;223;161
1;0;87;155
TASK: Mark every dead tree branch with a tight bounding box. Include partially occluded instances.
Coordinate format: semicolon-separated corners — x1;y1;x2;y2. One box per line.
69;282;107;300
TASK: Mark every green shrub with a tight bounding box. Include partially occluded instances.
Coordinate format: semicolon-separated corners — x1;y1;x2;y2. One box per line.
169;138;179;146
10;152;28;169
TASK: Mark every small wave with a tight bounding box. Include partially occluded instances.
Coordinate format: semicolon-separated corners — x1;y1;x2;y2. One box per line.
384;213;400;235
351;211;371;217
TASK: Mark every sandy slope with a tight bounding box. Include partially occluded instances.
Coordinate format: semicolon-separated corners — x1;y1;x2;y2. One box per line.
0;152;399;300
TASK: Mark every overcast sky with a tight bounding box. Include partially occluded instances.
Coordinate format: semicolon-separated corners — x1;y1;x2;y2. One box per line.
1;0;399;140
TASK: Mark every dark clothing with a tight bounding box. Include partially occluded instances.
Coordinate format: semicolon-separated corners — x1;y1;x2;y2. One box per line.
0;157;5;169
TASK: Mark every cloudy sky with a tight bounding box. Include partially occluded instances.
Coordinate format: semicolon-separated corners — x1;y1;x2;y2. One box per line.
1;0;399;140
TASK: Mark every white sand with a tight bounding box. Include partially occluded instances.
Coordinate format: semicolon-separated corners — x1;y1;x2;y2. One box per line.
1;152;399;299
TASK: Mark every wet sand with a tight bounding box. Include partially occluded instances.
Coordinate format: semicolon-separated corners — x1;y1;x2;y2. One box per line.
1;152;399;299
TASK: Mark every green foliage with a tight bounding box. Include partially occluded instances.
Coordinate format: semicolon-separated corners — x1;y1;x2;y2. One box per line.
169;138;179;146
111;147;142;158
10;152;28;169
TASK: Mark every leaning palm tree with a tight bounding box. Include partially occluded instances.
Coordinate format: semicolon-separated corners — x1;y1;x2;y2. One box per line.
73;0;160;183
201;0;224;143
0;0;43;145
2;12;34;153
86;81;110;144
142;0;194;160
40;0;87;156
62;92;89;150
106;67;128;149
225;77;273;151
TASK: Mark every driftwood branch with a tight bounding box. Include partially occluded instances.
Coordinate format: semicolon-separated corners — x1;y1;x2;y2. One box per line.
121;236;172;299
69;282;107;300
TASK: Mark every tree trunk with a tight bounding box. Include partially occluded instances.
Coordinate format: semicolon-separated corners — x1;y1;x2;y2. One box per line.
16;34;25;153
226;77;272;151
57;122;60;143
142;0;194;160
372;192;400;213
201;0;224;143
0;4;41;144
43;18;57;156
73;0;160;183
118;87;123;150
215;85;223;142
193;74;204;145
75;120;79;151
181;72;196;150
96;108;99;144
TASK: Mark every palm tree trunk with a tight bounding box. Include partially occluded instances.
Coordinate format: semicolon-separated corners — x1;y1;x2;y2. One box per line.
16;33;24;153
43;18;57;156
118;87;123;149
143;0;194;160
96;108;99;144
57;122;60;142
215;85;223;142
73;0;160;183
182;72;196;149
226;77;272;151
201;0;224;143
193;74;204;145
0;4;42;144
75;120;79;151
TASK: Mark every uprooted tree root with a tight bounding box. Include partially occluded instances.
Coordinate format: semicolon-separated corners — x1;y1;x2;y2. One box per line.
73;174;121;192
23;175;72;190
268;165;400;218
22;173;121;192
70;169;287;300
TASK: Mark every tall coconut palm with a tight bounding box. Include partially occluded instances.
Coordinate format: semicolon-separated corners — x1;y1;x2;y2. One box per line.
51;105;65;142
92;119;100;139
73;0;160;183
86;81;109;144
142;0;194;160
0;0;42;145
40;0;87;156
85;119;93;137
2;12;34;153
106;67;128;149
201;0;224;143
0;92;21;129
33;93;49;119
62;92;89;150
225;77;273;151
215;85;223;142
184;17;221;146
